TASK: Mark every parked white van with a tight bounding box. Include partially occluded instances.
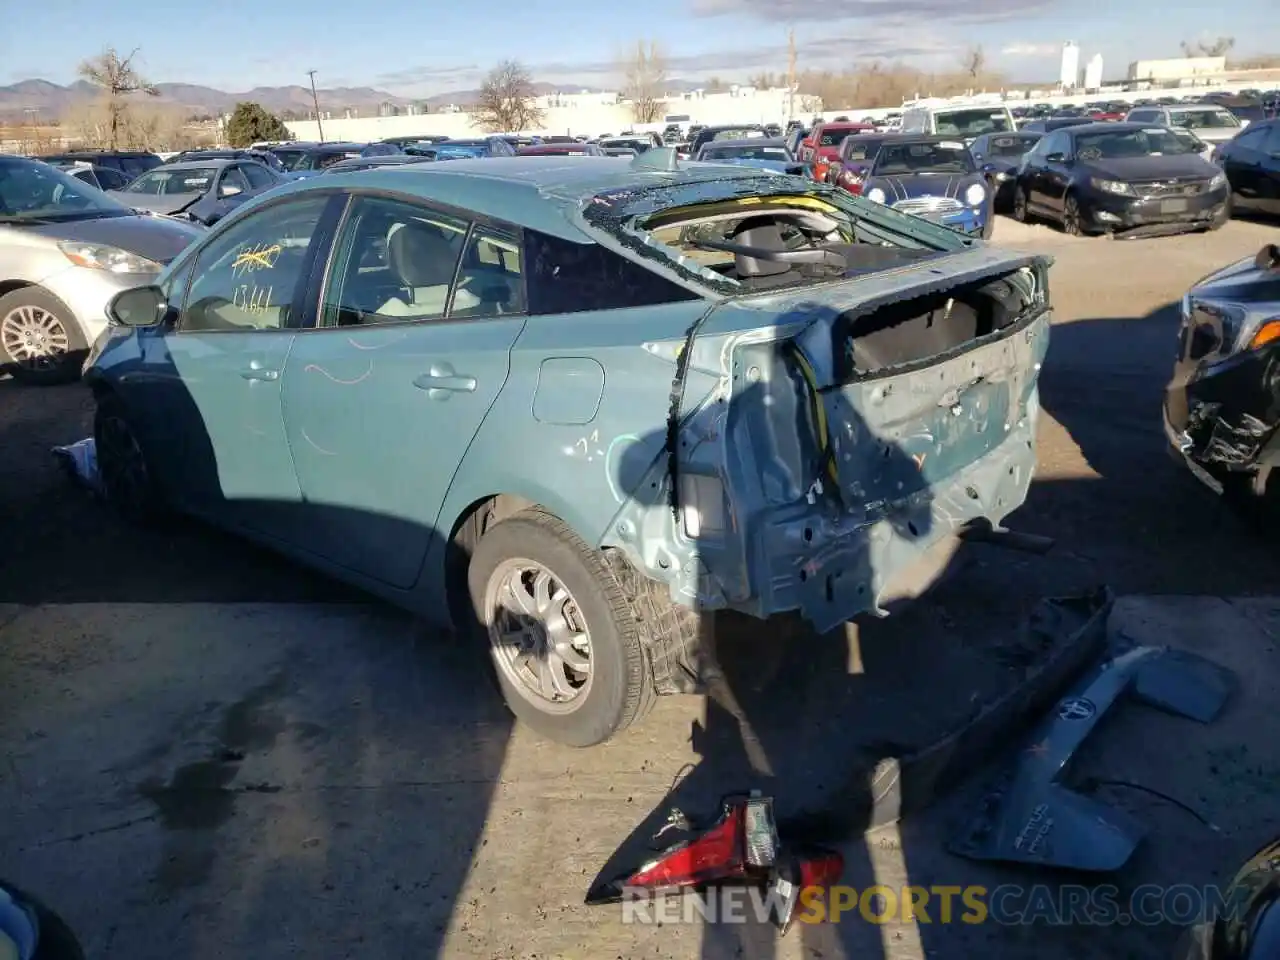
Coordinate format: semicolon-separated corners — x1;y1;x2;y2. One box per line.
901;103;1017;142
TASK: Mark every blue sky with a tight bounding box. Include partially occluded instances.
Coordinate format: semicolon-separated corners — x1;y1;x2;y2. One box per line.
2;0;1276;94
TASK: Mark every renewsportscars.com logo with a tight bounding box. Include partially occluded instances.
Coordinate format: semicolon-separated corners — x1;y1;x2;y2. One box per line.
621;883;1246;927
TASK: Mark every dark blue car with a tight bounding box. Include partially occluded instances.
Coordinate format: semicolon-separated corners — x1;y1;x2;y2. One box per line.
969;131;1042;211
859;136;994;239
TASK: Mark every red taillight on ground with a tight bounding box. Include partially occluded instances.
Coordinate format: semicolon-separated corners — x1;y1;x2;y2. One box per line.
586;794;843;934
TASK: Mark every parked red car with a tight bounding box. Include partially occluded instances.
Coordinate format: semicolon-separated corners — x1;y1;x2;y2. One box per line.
798;121;875;166
811;132;889;188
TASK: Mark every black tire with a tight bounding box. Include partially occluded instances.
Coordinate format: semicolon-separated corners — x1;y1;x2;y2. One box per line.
467;508;655;747
1012;185;1030;223
1208;195;1232;231
0;287;87;386
1062;193;1086;236
94;393;164;525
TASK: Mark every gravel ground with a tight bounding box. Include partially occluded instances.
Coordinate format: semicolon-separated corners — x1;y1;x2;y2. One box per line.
1;213;1278;960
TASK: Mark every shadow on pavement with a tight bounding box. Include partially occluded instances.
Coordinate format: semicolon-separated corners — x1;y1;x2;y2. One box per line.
1033;302;1280;596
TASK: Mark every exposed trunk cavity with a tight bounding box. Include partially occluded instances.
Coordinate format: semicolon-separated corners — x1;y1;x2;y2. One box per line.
839;270;1037;378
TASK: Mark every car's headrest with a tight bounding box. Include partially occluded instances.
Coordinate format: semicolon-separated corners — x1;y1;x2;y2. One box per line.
388;221;459;287
732;217;791;277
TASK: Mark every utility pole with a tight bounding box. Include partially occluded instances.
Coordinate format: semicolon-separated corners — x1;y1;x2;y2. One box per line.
786;28;797;127
307;69;326;142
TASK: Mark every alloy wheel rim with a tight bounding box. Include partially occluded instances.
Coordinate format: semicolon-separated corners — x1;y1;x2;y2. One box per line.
1064;199;1081;235
484;559;593;713
1;305;69;370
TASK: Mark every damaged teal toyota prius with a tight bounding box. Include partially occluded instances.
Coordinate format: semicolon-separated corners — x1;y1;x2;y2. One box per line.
84;149;1052;746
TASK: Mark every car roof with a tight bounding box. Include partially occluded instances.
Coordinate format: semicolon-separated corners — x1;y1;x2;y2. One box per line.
293;155;787;241
151;159;235;172
700;138;787;149
1061;122;1155;135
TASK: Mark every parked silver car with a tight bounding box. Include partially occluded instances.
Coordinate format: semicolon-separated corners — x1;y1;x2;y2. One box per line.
1124;103;1247;150
0;155;202;384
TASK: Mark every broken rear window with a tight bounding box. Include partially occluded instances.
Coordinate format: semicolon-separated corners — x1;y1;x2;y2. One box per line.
583;179;967;297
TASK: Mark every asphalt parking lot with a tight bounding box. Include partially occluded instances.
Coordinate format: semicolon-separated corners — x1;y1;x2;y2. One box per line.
2;215;1279;960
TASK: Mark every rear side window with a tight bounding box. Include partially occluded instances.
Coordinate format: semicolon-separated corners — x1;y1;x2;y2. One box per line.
241;163;276;189
525;230;700;315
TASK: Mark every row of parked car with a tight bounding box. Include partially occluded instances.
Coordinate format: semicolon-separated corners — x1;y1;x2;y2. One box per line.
2;107;1276;384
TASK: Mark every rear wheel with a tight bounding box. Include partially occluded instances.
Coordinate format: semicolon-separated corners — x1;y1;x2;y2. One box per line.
0;288;87;385
467;508;655;747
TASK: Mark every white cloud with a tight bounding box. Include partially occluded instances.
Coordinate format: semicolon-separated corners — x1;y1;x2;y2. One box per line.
1000;43;1059;56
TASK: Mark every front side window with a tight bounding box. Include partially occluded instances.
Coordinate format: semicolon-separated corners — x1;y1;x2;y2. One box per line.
218;167;251;197
178;194;330;332
321;195;468;327
241;163;276;189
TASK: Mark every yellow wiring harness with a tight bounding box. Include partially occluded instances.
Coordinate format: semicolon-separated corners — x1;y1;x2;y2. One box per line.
789;346;840;486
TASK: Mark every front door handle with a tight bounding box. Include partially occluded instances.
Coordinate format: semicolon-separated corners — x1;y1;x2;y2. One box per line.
240;367;279;381
413;364;476;398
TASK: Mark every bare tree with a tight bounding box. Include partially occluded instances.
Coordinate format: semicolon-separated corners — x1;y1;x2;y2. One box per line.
471;60;544;132
961;45;986;80
622;40;669;124
1181;37;1235;58
77;46;160;150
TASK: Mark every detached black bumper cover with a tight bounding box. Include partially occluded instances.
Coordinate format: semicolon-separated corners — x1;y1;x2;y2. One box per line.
949;644;1236;871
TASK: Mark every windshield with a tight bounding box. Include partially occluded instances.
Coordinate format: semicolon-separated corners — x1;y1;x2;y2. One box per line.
710;128;765;142
1169;108;1240;130
125;167;217;195
1074;128;1200;159
818;128;860;147
934;109;1012;137
873;141;975;175
0;156;133;222
701;145;792;162
985;134;1041;158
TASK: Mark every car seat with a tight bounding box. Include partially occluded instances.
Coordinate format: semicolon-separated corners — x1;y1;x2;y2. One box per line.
376;220;479;317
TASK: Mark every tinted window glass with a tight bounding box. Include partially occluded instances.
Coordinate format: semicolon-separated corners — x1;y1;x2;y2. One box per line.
218;167;251;196
241;163;276;189
179;194;329;332
933;109;1011;136
451;227;525;318
321;196;468;327
97;168;129;190
525;230;699;315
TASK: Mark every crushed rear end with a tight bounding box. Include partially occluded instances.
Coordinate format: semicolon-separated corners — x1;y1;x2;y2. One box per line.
588;169;1051;632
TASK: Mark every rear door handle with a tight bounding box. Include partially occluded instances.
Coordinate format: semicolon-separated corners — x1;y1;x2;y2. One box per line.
413;364;476;397
240;367;279;381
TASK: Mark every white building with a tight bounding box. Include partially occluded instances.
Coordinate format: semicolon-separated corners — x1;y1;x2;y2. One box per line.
284;86;817;141
1084;54;1104;91
1127;56;1227;83
1060;42;1080;90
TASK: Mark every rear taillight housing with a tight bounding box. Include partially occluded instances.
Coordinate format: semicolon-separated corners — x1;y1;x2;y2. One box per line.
586;794;843;934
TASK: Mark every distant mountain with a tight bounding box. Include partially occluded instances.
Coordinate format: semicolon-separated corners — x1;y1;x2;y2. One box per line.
0;78;414;120
0;75;732;121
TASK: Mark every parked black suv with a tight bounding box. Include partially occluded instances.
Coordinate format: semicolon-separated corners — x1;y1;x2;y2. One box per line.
36;150;162;179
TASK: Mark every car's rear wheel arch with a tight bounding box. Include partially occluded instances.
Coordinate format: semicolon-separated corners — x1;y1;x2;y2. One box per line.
445;493;540;632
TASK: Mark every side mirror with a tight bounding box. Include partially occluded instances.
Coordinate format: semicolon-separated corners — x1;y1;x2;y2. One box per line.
107;285;167;328
220;184;243;198
1045;152;1067;163
980;162;996;174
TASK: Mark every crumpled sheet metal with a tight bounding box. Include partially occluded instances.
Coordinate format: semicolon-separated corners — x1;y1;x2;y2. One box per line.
948;642;1236;871
51;437;102;498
